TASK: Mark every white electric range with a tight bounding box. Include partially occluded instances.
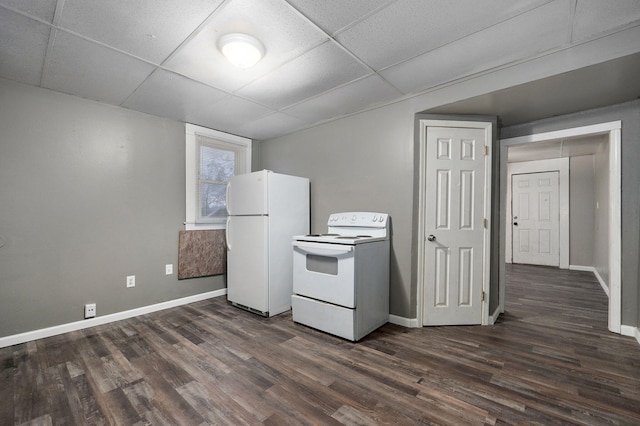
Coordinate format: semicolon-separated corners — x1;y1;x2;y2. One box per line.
291;212;390;341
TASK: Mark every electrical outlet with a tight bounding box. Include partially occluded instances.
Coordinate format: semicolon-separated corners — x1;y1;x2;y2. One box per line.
126;275;135;288
165;264;173;275
85;303;96;318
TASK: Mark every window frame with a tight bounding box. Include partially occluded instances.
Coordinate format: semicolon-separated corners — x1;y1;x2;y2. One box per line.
185;124;251;230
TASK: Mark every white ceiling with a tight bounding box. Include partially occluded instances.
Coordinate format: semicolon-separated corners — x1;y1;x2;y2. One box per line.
1;0;640;141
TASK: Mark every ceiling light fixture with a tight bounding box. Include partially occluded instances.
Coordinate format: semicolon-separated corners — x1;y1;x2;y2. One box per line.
218;33;265;69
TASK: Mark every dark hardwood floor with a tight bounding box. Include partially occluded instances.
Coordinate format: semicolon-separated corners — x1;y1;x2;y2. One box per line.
2;264;640;425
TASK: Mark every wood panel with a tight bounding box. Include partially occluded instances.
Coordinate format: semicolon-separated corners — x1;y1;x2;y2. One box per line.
1;264;639;424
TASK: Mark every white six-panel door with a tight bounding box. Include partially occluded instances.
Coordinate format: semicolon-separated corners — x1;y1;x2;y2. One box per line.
511;171;560;267
423;126;487;325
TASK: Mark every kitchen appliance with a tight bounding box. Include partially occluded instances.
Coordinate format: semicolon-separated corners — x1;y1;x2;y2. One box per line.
291;212;390;341
226;170;309;317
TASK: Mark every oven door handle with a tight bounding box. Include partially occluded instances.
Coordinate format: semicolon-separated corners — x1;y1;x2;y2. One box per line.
292;241;354;257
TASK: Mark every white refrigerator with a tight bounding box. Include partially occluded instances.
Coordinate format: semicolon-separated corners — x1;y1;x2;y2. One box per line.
226;170;309;317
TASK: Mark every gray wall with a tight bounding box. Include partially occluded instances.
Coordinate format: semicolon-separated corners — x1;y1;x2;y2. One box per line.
569;155;595;267
260;100;416;317
258;99;500;319
501;100;640;329
0;78;225;338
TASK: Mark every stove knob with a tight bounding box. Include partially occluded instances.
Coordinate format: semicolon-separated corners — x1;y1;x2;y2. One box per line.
351;214;357;221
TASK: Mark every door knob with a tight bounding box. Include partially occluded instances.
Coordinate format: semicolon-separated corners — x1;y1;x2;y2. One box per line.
513;222;518;226
427;234;436;242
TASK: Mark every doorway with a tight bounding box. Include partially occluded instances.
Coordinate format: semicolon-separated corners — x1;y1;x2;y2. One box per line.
499;121;622;333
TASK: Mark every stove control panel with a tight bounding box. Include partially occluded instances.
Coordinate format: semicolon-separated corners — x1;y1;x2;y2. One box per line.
328;212;388;228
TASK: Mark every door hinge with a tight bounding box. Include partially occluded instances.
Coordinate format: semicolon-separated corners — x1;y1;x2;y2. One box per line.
484;145;489;156
481;291;486;302
483;218;488;228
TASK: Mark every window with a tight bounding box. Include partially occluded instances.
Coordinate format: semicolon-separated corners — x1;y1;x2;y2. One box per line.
185;124;251;229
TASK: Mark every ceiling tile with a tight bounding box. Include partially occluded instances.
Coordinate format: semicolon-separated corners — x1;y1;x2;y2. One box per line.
122;69;228;123
283;74;402;122
285;0;394;35
0;0;57;22
205;95;273;133
337;0;552;70
236;41;370;109
236;112;308;140
0;8;50;85
42;31;156;105
381;0;571;94
165;0;327;93
57;0;224;63
572;0;640;42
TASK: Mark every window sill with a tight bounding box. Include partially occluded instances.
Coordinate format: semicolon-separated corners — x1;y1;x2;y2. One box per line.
184;222;226;231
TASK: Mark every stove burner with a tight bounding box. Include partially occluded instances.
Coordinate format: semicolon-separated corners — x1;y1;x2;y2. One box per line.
357;235;372;238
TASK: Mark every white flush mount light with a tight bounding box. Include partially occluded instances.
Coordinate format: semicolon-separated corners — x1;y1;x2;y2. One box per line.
218;33;265;68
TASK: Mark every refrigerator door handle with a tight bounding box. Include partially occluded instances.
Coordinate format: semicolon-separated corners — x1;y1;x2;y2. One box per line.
226;182;231;215
225;216;231;251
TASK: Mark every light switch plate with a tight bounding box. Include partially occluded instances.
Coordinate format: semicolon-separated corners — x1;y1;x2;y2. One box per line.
165;264;173;275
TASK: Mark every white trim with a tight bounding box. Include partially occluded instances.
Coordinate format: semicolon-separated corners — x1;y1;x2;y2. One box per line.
620;325;640;345
569;265;609;297
608;128;622;333
185;123;251;231
416;119;492;327
388;315;419;328
0;289;227;349
488;306;501;325
499;121;622;334
568;264;594;272
506;158;569;269
501;122;621;146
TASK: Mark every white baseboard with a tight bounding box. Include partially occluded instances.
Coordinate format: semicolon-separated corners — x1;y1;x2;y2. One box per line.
389;315;419;328
568;264;594;272
0;289;227;349
620;325;640;345
569;265;609;297
488;306;502;325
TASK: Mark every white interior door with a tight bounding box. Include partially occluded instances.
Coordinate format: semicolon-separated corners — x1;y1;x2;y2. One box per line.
423;126;488;326
511;171;560;266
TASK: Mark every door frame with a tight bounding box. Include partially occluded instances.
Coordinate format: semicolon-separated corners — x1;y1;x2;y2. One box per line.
499;121;622;333
505;158;569;268
417;119;493;326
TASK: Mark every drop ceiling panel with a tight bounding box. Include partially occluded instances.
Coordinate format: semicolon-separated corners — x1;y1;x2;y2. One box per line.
285;0;395;35
42;31;156;105
0;0;57;22
336;0;552;71
381;0;570;95
122;69;228;123
237;112;308;140
205;95;273;133
236;41;370;109
0;8;50;85
165;0;327;93
572;0;640;42
283;74;402;122
58;0;224;64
